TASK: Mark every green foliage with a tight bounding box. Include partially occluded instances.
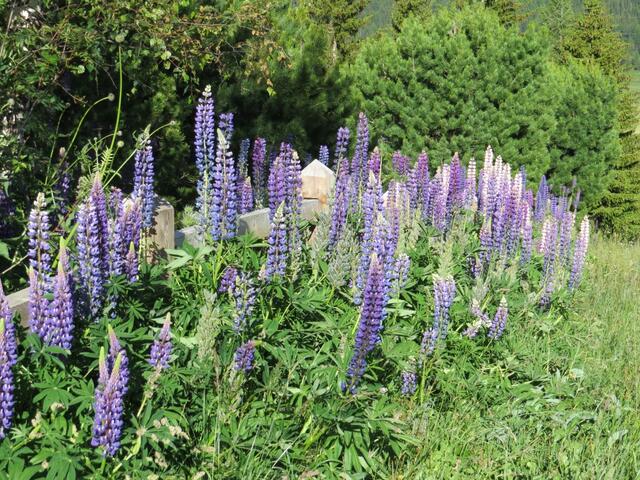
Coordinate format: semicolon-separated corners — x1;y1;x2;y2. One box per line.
392;0;432;31
547;61;620;206
305;0;369;56
349;6;555;181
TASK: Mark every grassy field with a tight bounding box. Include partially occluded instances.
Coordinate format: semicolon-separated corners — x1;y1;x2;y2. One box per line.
396;236;640;479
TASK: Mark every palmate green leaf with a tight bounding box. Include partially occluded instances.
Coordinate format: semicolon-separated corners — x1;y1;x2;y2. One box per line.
6;458;40;480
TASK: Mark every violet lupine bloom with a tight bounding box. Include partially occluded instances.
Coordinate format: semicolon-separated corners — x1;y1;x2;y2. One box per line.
265;203;288;280
520;204;533;266
218;266;239;294
401;370;417;396
432;275;456;343
0;285;17;366
149;314;172;370
219;112;234;144
0;319;14;440
108;327;129;397
318;145;329;165
125;243;139;283
238;138;251;179
234;340;256;372
251;138;267;206
239;177;254;214
27;193;52;336
350;113;370;205
392;151;410;177
108;189;126;278
284;146;303;233
430;175;448;232
487;297;508;340
464;159;477;210
390;254;411;298
194;85;216;234
91;348;125;457
412;152;430;215
268;154;287;219
534;176;549;222
569;216;590;290
132;141;155;229
210;129;238;240
334;127;350;170
232;274;256;333
356;172;384;299
327;159;351;249
43;244;74;350
558;210;575;266
368;147;381;178
346;253;387;393
420;328;437;360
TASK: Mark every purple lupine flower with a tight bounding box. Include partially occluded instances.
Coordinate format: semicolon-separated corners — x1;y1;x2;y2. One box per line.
558;210;575;266
218;112;234;144
27;193;52;336
432;276;456;344
268;154;287;219
149;314;172;370
251;138;267;207
447;153;462;210
0;284;17;366
412;151;430;216
265;202;288;280
43;243;74;350
283;146;303;246
430;175;447;232
91;348;125;457
108;326;129;397
234;340;256;373
125;243;138;283
122;199;143;253
108;189;126;278
210;128;238;240
0;319;14;440
420;328;437;360
239;177;254;214
520;204;533;266
328;159;350;249
569;216;589;290
534;175;549;222
390;254;411;298
132;141;155;229
367;147;381;178
90;176;111;268
487;297;508;340
334;127;350;170
392;151;410;177
231;273;257;333
355;172;384;300
401;370;417;396
318;145;329;165
464;159;477;210
346;252;387;393
349;113;369;206
539;216;559;307
218;266;239;295
194;85;216;234
238;138;251;179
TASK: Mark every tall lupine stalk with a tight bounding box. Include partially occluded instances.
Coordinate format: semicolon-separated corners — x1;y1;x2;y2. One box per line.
0;285;17;367
0;319;14;440
132;141;155;229
422;275;456;354
334;126;350;170
265;202;288;280
392;151;410;177
239;177;254;214
487;297;508;340
149;313;172;370
268;153;287;218
194;85;216;234
355;172;384;300
108;189;126;278
534;175;549;222
558;209;575;266
367;147;381;178
234;340;256;373
520;204;533;266
349;113;369;210
251;138;267;207
318;145;329;165
539;216;559;307
464;159;477;210
327;157;351;249
27;193;52;336
43;242;74;349
346;252;387;393
231;273;257;333
569;216;590;290
210;128;238;240
91;347;125;457
284;147;303;265
411;151;430;216
238;138;251;179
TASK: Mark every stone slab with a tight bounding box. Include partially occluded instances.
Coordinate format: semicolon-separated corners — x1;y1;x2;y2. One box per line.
301;159;335;209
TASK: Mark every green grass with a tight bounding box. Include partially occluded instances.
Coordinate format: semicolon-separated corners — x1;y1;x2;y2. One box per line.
397;236;640;479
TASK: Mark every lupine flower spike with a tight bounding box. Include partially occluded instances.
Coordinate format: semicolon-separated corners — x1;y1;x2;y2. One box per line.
149;313;172;370
0;284;17;366
91;347;125;457
0;319;14;439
